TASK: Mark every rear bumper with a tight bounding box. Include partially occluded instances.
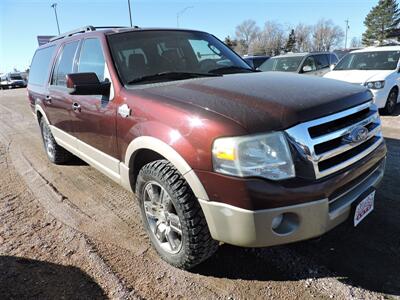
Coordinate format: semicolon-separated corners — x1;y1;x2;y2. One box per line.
199;158;385;247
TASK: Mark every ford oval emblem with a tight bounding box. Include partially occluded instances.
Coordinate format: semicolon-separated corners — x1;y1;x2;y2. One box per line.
344;126;369;144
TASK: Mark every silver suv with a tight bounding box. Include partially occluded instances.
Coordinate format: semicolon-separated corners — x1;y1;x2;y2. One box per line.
259;52;339;77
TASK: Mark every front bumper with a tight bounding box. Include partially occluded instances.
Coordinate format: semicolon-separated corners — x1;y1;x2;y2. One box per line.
199;158;385;247
370;88;389;108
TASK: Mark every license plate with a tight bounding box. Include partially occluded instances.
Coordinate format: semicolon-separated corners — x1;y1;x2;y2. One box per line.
354;191;375;226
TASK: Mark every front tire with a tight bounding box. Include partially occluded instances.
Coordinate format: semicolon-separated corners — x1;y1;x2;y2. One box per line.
136;160;218;269
39;118;72;164
382;88;398;115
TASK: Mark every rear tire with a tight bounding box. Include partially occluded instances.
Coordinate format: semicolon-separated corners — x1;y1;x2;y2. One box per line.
39;118;72;164
382;88;398;115
136;159;218;269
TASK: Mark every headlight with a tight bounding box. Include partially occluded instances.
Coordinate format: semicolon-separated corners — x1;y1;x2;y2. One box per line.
365;81;385;89
212;132;295;180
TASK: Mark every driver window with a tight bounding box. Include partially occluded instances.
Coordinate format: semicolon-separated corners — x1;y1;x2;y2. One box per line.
78;38;105;81
302;56;316;72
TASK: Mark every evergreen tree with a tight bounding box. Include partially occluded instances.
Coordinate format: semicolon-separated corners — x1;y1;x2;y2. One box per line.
285;29;297;52
362;0;400;45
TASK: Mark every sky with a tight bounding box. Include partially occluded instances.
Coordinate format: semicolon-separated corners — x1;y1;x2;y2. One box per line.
0;0;379;73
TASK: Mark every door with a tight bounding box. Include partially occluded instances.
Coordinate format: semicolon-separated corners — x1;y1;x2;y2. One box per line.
47;40;80;137
71;38;118;159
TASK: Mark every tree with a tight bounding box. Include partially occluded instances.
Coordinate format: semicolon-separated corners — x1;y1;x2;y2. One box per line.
350;36;362;48
235;19;260;54
258;21;286;56
295;23;312;52
311;19;344;51
285;29;297;52
224;36;237;49
362;0;400;45
234;40;247;56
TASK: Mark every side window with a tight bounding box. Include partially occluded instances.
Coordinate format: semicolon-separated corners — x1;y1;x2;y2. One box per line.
29;46;56;86
52;41;79;86
302;56;316;72
314;54;329;70
78;38;106;81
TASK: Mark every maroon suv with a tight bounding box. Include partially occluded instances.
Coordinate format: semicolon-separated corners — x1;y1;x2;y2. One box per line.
27;26;386;269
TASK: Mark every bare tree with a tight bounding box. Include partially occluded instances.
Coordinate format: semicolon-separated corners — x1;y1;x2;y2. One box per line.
350;36;362;48
295;23;312;52
312;19;344;51
234;40;247;56
235;19;260;54
257;21;286;56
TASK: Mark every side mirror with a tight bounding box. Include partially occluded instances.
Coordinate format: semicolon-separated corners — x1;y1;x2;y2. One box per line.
302;65;312;73
66;72;110;96
330;64;336;71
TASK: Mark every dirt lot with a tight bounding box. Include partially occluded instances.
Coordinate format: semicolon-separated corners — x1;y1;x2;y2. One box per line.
0;88;399;299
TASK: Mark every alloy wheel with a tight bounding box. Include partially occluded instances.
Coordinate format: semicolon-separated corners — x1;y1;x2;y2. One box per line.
142;181;183;254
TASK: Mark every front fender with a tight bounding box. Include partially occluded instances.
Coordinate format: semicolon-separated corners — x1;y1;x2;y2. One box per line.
123;134;209;201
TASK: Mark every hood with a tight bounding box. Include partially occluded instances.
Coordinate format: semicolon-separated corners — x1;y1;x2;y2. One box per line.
128;72;371;133
324;69;393;84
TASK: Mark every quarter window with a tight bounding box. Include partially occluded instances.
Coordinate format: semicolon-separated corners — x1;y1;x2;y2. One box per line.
78;38;106;81
52;41;79;86
29;46;56;86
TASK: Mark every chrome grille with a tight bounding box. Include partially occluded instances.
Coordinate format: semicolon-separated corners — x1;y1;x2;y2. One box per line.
286;101;384;179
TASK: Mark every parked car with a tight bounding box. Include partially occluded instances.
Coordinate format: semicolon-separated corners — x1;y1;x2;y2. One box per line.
242;55;270;69
259;52;339;76
0;72;27;89
324;46;400;115
28;26;386;269
333;48;362;60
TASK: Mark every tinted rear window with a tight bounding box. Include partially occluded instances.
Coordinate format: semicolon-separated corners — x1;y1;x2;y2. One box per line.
29;46;55;86
52;41;79;86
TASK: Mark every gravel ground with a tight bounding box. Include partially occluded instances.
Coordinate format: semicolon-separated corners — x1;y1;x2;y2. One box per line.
0;88;399;299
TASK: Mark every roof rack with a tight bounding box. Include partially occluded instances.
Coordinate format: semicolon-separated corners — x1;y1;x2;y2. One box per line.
49;25;131;42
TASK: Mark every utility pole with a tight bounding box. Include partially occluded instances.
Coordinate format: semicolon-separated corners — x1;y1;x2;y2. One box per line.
176;6;193;28
344;19;350;49
127;0;133;27
51;3;61;35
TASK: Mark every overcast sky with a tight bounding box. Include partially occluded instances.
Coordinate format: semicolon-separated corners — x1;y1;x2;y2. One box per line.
0;0;377;73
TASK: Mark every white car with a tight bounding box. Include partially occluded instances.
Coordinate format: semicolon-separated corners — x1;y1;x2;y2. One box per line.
324;46;400;114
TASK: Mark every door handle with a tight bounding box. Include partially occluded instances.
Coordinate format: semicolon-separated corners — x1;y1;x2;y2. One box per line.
72;102;81;112
44;95;52;104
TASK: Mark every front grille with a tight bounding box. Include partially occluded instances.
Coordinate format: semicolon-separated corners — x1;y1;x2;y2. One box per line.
286;101;384;179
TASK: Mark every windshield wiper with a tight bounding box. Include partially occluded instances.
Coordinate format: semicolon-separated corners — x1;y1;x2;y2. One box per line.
209;66;258;74
127;71;221;85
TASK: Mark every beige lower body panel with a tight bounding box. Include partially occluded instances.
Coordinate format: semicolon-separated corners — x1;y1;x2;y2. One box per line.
199;199;330;247
50;125;129;186
199;159;385;248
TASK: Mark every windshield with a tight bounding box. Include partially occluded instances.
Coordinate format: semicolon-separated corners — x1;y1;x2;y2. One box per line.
107;30;252;85
259;56;303;72
334;51;400;71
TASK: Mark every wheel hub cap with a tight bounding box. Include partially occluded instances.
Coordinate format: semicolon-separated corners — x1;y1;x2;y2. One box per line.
143;181;183;254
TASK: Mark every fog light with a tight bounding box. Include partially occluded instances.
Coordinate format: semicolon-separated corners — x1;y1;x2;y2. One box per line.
271;212;300;235
272;214;283;230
